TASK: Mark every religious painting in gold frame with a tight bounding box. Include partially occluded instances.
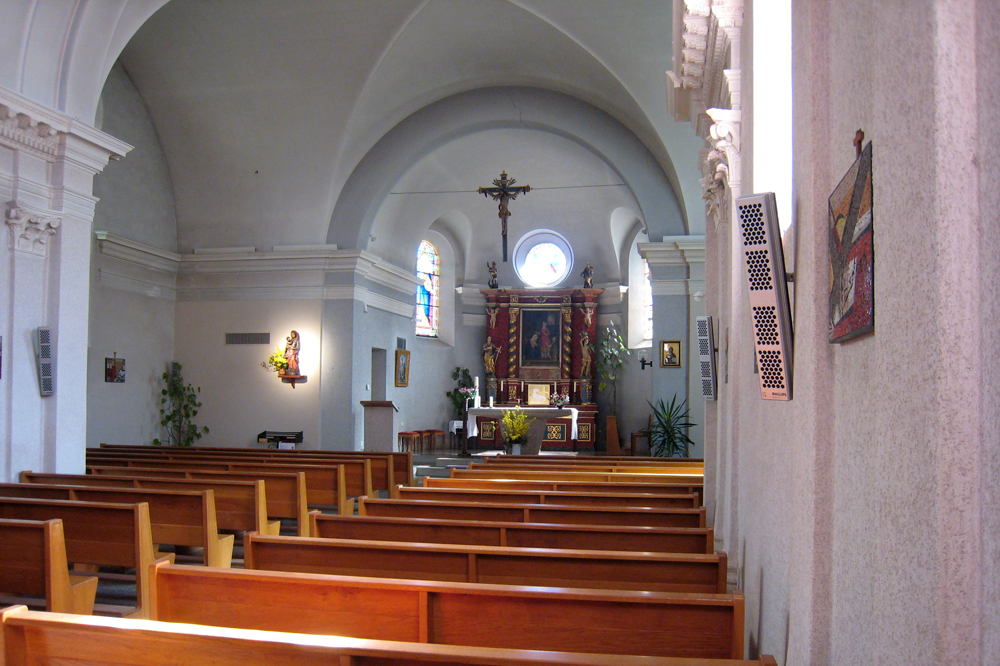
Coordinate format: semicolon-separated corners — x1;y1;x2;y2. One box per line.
520;309;561;368
394;349;410;387
526;383;550;406
661;340;681;368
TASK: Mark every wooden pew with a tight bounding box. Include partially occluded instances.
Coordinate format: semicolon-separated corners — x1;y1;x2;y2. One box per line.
0;497;158;618
394;485;698;508
425;475;705;505
486;455;705;468
310;513;716;553
88;449;393;495
359;497;706;528
88;458;363;507
244;532;726;593
20;471;281;536
0;484;233;567
1;605;777;666
98;443;415;487
0;519;97;614
147;562;745;659
82;467;319;531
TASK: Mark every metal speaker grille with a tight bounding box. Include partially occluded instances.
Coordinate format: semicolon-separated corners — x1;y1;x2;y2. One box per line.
35;327;54;397
737;192;793;401
696;315;717;401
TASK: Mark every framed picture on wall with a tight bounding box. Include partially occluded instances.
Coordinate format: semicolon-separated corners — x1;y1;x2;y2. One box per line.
105;357;126;383
526;383;550;406
394;349;410;387
520;308;561;368
661;341;681;368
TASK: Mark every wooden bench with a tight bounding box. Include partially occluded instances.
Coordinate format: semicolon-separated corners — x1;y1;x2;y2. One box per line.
147;562;745;659
1;605;777;666
466;462;704;482
485;455;705;468
310;513;715;553
425;475;705;505
244;532;725;593
394;485;698;508
81;467;318;532
0;484;233;567
98;443;415;487
89;458;363;507
88;449;393;495
20;471;280;536
359;497;706;528
0;519;97;614
0;497;158;618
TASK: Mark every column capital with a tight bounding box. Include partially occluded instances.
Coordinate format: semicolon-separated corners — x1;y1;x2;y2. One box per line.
6;200;61;256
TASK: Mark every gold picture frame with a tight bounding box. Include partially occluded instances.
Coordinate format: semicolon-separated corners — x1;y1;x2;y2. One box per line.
526;383;550;406
394;349;410;387
661;340;681;368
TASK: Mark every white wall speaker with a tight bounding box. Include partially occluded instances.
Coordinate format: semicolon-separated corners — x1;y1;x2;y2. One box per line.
696;315;717;401
35;326;54;396
736;192;793;400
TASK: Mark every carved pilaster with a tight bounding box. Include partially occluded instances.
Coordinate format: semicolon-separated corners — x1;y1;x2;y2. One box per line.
0;104;59;158
6;201;61;256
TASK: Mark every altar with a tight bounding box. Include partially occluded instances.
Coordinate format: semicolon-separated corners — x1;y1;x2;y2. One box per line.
467;406;578;455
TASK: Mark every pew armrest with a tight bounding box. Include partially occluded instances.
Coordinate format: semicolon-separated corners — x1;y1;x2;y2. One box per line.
66;573;99;614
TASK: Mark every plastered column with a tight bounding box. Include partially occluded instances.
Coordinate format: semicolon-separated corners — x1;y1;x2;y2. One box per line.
0;88;131;482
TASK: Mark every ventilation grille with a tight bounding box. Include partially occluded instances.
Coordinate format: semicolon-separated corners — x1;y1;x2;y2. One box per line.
225;333;270;345
696;316;717;401
737;192;793;401
35;327;54;396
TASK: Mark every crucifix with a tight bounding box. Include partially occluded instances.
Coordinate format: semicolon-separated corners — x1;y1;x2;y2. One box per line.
478;170;531;261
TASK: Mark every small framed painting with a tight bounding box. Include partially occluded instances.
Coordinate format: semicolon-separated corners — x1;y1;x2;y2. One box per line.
526;383;550;406
661;341;681;368
394;349;410;387
105;357;126;383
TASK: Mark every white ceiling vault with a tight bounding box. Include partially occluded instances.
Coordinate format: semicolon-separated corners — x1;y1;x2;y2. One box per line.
29;0;702;278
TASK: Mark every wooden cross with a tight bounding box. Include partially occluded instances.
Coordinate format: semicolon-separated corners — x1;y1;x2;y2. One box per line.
478;171;531;261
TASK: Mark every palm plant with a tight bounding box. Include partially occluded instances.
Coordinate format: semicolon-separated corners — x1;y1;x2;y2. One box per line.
643;395;696;458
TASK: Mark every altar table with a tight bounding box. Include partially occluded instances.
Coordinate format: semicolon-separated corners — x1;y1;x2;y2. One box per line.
466;407;578;455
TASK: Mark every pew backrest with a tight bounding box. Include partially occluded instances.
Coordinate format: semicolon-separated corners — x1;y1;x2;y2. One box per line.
0;484;233;567
359;497;706;528
395;485;698;508
244;533;726;593
2;604;772;665
0;518;97;614
309;512;715;553
0;497;157;617
424;476;704;505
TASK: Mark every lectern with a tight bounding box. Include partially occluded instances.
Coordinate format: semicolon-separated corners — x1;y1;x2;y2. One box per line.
359;401;399;452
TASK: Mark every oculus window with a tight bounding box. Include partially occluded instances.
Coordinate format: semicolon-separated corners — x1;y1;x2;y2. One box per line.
513;230;574;288
415;240;440;337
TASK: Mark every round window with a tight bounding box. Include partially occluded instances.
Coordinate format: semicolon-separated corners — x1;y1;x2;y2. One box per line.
512;230;574;288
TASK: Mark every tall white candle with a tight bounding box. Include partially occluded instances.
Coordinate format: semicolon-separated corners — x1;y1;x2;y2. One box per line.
474;376;479;389
489;396;494;408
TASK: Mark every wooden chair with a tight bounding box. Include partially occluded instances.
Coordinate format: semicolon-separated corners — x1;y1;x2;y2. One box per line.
398;431;420;452
0;518;97;614
419;429;446;451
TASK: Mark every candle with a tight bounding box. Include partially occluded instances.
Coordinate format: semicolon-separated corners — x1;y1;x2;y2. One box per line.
489;396;494;408
474;376;479;389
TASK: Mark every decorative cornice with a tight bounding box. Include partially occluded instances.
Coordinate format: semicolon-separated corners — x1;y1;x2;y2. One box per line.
95;231;181;273
639;236;707;268
7;201;61;256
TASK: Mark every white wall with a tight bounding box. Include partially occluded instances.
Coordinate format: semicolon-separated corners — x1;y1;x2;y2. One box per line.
711;1;1000;664
173;300;323;448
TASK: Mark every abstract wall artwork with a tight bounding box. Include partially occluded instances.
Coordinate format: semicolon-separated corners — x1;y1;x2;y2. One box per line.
829;141;875;342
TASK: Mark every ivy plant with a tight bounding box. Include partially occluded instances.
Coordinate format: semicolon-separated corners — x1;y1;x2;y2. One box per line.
152;362;209;447
596;323;630;417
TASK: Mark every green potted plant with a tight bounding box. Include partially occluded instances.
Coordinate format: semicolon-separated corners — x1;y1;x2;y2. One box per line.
445;366;474;419
596;323;630;451
643;395;696;458
152;362;209;447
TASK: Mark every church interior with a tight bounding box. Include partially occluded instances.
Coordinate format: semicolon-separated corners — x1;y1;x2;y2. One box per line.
1;1;998;665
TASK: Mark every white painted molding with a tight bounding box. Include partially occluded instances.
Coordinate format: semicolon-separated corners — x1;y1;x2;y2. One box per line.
95;231;181;272
639;236;706;268
651;280;690;297
6;201;61;256
463;313;488;327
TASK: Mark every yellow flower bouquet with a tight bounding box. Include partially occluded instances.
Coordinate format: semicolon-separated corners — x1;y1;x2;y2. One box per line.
261;347;288;373
499;406;535;444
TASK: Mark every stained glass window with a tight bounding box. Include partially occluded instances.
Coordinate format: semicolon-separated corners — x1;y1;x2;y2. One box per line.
643;260;653;340
415;240;440;337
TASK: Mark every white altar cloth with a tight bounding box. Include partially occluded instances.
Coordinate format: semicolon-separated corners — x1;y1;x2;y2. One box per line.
466;407;578;439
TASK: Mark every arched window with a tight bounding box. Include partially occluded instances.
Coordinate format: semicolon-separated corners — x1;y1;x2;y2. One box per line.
415;240;440;337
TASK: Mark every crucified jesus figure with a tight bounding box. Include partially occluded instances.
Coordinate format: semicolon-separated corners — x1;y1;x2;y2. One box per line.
478;171;531;261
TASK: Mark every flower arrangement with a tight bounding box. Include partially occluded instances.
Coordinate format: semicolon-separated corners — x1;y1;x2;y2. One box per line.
261;347;289;373
457;386;478;401
500;406;535;444
550;390;571;408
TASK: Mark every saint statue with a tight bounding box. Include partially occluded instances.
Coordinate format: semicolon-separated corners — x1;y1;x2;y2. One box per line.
284;330;300;375
579;332;592;377
487;261;499;289
483;336;500;376
581;262;594;289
